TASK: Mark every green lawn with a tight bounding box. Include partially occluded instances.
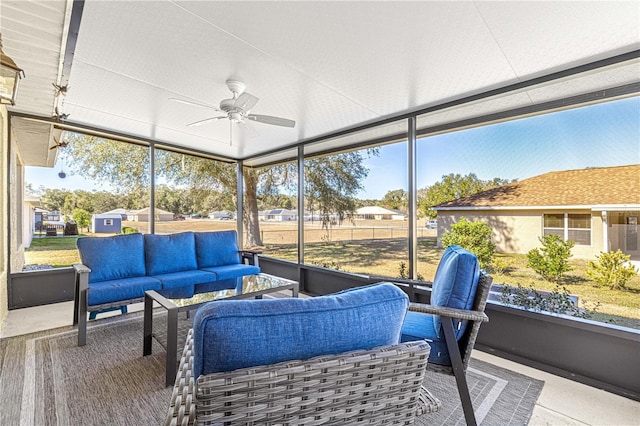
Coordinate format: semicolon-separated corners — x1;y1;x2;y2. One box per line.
25;236;83;267
25;235;639;328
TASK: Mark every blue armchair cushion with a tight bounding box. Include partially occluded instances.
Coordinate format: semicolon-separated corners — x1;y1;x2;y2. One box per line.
77;233;146;283
194;231;241;268
87;275;161;306
144;232;197;275
401;311;452;365
192;282;409;378
430;245;480;339
200;264;260;280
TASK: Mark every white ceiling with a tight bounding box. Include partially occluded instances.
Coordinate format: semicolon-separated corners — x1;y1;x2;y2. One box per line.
2;1;639;166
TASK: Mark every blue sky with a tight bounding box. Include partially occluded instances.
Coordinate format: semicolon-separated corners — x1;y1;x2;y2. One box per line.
361;96;639;199
26;97;639;199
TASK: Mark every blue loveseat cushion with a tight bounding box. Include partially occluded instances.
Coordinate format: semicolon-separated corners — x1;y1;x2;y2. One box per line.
430;245;480;339
88;276;161;306
152;269;217;289
194;231;241;268
77;233;147;283
200;264;260;280
144;232;197;276
193;282;409;378
401;311;452;365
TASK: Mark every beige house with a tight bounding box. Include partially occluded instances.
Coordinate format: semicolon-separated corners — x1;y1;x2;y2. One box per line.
127;207;174;222
355;206;406;221
433;165;640;260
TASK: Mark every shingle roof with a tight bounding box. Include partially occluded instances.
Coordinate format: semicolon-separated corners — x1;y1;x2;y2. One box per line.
434;164;640;208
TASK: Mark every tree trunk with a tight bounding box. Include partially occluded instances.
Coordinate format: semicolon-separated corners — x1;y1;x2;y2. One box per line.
243;169;263;247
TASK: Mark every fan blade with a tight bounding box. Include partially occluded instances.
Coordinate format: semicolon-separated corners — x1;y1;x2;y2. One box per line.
169;98;221;111
234;92;259;111
186;116;226;127
246;114;295;128
237;120;260;138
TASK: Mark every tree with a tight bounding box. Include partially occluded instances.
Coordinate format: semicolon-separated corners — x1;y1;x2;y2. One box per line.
381;189;407;211
72;208;92;231
418;173;514;218
40;188;72;212
64;133;375;247
440;217;495;268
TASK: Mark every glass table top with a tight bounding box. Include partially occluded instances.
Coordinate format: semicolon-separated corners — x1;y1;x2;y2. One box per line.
151;273;298;310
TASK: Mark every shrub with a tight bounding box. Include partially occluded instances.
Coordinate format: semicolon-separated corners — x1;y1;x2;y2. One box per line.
398;262;424;281
586;250;638;290
490;257;513;275
122;226;139;234
527;235;574;283
441;217;495;268
499;283;597;319
311;260;342;271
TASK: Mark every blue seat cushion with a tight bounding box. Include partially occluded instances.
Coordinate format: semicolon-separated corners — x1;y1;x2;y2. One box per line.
193;282;409;378
77;233;146;283
87;276;161;306
431;245;480;339
144;232;197;275
194;231;241;268
401;311;452;366
152;269;217;289
200;264;260;280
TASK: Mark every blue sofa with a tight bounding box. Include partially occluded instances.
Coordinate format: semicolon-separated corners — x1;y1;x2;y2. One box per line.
73;230;260;346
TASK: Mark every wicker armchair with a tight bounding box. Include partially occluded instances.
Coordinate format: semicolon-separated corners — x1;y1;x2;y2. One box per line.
165;283;443;425
401;245;492;426
165;329;440;425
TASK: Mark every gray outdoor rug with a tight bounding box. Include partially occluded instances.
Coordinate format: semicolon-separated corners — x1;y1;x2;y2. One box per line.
0;311;543;425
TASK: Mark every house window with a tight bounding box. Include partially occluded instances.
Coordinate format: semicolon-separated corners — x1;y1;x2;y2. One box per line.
543;213;591;245
104;219;113;226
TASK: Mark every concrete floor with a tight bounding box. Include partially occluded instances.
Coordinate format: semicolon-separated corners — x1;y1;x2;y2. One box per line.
2;301;639;425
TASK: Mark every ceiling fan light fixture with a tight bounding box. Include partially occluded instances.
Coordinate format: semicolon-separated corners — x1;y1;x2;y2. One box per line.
229;111;242;122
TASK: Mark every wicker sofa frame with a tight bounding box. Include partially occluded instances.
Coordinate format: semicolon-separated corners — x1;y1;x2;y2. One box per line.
166;329;442;425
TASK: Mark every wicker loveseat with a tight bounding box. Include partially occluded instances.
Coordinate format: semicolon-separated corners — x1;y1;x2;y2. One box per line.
165;283;441;425
73;230;260;346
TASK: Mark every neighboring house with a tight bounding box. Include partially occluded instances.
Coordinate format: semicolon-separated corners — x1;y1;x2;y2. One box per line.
23;195;41;248
92;214;123;233
432;165;640;260
102;208;130;220
355;206;406;220
263;209;297;221
208;210;235;220
127;207;174;222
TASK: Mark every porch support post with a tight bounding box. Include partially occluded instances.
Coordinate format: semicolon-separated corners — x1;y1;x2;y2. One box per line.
601;210;608;253
408;117;418;280
149;144;155;234
297;146;305;266
236;160;244;248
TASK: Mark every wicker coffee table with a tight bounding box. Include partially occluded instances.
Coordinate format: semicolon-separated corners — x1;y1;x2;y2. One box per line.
143;273;299;386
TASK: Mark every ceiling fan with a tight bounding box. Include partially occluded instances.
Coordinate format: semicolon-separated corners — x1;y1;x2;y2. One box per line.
171;80;295;145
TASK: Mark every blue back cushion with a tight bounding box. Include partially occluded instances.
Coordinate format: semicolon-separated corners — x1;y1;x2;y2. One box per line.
77;233;146;283
193;282;409;378
194;231;241;268
431;245;480;338
144;232;197;275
